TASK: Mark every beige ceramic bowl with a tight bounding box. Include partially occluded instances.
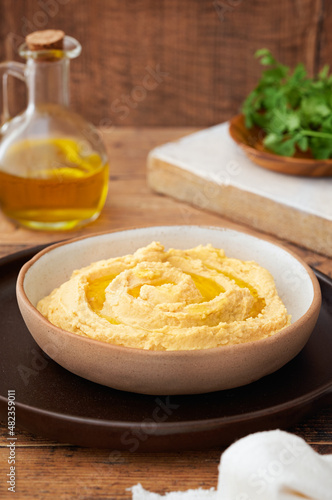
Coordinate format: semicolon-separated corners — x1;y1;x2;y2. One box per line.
16;226;321;395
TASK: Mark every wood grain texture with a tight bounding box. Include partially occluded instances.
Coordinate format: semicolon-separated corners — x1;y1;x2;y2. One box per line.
0;127;331;499
0;0;327;125
315;0;332;74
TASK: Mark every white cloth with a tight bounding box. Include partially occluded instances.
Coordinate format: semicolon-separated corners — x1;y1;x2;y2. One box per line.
129;430;332;500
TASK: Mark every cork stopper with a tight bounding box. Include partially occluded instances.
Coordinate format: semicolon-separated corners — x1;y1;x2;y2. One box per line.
26;30;65;51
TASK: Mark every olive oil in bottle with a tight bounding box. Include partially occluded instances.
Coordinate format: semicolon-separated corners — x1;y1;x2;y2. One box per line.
0;138;109;230
0;30;109;230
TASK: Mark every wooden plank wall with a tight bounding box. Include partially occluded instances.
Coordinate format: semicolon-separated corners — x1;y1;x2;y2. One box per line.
0;0;330;126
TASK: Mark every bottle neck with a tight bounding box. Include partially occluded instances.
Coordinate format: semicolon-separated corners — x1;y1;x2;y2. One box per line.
26;57;70;110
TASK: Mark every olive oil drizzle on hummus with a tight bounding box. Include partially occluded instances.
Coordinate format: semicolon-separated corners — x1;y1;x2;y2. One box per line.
85;274;120;324
221;272;265;318
37;243;291;350
186;273;225;302
85;268;263;324
128;278;174;299
205;266;266;318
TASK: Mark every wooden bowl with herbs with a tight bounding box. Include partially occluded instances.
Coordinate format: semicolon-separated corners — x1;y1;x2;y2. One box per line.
229;49;332;177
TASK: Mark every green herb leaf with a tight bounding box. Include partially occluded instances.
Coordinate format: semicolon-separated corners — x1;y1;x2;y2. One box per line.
297;135;308;152
242;50;332;159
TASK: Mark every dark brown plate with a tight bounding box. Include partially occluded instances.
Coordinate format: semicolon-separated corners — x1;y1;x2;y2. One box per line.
0;246;332;450
229;114;332;177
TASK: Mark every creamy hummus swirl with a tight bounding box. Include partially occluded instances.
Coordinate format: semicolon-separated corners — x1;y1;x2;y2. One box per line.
37;242;291;350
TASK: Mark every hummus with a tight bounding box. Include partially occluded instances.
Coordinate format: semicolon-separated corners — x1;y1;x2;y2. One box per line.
37;242;291;350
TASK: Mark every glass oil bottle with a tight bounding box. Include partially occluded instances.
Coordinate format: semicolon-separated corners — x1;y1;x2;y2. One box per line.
0;30;109;230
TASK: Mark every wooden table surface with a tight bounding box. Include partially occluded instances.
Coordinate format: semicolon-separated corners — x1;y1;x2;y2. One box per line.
0;127;331;499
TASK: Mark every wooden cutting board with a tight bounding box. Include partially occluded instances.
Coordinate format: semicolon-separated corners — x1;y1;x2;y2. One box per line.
147;123;332;257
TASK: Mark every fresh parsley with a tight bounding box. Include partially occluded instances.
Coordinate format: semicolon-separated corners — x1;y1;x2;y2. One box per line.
242;49;332;159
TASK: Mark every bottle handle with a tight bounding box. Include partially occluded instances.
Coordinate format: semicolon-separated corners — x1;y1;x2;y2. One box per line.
0;61;26;128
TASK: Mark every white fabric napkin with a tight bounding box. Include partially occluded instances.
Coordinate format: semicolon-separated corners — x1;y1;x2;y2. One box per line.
129;430;332;499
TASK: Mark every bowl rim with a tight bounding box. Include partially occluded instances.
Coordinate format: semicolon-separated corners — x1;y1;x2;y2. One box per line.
229;113;332;165
16;224;322;357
